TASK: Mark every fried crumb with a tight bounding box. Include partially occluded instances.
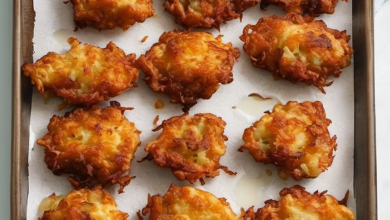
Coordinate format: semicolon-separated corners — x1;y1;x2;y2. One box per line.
141;36;149;43
154;99;165;109
153;115;160;126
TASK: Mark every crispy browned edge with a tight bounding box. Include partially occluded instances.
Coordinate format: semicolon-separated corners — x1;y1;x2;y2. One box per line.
11;0;376;219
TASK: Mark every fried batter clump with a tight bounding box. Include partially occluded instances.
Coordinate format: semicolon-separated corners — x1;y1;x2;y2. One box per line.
163;0;240;29
39;185;128;220
22;38;139;107
137;31;240;111
69;0;155;30
239;101;337;180
163;0;261;29
142;184;242;220
239;13;353;93
244;185;355;220
36;102;141;193
143;113;235;184
260;0;344;15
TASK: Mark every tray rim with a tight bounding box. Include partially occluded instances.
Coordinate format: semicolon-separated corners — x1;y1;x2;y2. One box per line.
12;0;22;218
11;0;377;219
352;0;377;218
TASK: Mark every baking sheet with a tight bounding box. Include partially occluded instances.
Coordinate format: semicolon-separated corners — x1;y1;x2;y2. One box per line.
23;0;358;218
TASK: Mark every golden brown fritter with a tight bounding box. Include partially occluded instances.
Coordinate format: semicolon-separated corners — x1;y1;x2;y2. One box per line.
137;31;240;111
23;38;139;107
163;0;261;30
143;113;235;184
39;185;128;220
163;0;240;29
69;0;155;31
142;184;242;220
244;185;355;220
239;101;337;180
234;0;261;12
260;0;344;15
239;13;353;93
36;101;141;193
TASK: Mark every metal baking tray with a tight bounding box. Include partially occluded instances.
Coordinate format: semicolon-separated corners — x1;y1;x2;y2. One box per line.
11;0;376;219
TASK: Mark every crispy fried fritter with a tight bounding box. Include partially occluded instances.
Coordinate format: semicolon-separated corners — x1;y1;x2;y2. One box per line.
39;185;128;220
239;13;353;93
244;185;355;220
234;0;261;12
239;101;337;180
70;0;155;30
260;0;344;15
163;0;261;29
137;31;240;111
163;0;240;29
143;113;235;184
23;38;139;107
36;102;141;193
142;184;242;220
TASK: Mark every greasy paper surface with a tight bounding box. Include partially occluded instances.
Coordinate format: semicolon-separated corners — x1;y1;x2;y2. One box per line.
27;0;354;218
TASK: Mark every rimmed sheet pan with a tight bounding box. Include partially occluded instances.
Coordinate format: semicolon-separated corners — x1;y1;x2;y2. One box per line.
11;0;376;219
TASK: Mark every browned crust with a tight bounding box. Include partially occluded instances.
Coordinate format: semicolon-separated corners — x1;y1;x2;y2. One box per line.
137;30;240;111
22;38;139;107
70;0;155;30
260;0;345;15
142;184;242;219
239;13;353;93
163;0;240;29
243;185;355;220
39;185;129;220
143;113;235;184
163;0;262;30
232;0;261;14
36;102;141;193
239;101;337;180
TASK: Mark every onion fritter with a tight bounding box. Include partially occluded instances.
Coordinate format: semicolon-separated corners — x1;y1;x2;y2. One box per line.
142;184;242;220
163;0;240;29
244;185;355;220
239;13;353;93
39;185;128;220
260;0;344;15
239;101;337;180
143;113;235;184
70;0;155;30
36;102;141;193
22;38;139;107
137;31;240;111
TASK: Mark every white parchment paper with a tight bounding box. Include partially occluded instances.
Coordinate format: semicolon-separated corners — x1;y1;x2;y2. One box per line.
27;0;354;218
